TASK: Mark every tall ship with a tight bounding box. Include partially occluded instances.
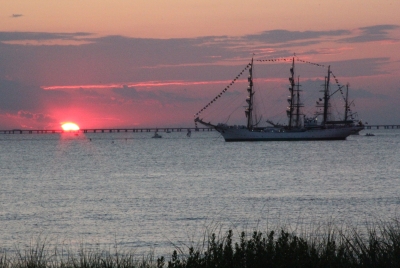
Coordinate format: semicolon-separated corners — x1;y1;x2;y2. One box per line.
194;56;364;141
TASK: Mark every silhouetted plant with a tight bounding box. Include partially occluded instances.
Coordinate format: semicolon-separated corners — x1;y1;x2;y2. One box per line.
3;219;400;267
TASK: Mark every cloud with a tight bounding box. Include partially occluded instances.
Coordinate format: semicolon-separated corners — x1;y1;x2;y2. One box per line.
16;110;56;123
112;86;141;99
348;88;390;100
0;24;399;127
112;85;197;104
0;28;393;85
325;57;391;77
44;80;245;97
339;24;400;43
76;88;103;97
11;14;23;18
1;110;57;129
244;29;350;44
0;25;395;82
0;79;69;113
0;30;349;75
0;80;43;112
0;31;92;43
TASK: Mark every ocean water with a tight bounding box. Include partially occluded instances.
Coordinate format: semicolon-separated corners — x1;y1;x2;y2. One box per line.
1;129;399;256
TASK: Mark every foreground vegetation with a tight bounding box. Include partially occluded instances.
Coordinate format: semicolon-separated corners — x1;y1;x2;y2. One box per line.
1;220;400;268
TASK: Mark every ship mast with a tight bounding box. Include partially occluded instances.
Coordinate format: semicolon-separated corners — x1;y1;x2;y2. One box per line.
245;58;254;129
287;57;296;129
322;65;331;126
295;76;303;127
344;83;349;122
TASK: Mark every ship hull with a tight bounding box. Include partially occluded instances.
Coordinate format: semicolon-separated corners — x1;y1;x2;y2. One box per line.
216;126;364;142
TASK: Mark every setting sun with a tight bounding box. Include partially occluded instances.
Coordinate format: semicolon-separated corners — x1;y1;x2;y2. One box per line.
61;122;80;131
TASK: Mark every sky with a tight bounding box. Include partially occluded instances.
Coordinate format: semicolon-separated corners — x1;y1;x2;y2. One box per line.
1;0;400;129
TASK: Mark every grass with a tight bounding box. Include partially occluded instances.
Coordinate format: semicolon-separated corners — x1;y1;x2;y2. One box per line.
1;219;400;268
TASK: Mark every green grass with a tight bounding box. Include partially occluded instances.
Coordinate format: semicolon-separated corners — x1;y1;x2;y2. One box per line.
2;219;400;268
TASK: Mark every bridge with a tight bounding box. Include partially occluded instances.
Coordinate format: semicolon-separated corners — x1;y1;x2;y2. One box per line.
1;125;399;134
0;127;213;134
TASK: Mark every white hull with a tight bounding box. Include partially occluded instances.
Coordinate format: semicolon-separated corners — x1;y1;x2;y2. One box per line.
216;126;363;142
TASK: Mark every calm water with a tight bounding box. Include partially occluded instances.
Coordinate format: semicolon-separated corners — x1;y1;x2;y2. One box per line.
1;129;399;255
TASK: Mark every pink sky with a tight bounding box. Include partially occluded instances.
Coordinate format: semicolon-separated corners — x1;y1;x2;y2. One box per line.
1;1;400;129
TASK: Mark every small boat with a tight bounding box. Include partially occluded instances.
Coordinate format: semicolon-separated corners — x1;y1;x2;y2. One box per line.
365;133;375;136
194;55;364;142
152;132;162;138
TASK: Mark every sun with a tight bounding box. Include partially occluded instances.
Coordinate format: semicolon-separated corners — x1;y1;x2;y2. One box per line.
61;122;80;131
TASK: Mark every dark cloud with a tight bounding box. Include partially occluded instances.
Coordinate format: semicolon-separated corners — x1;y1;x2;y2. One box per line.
244;29;350;44
11;14;23;18
0;79;69;113
292;78;389;110
155;90;198;103
270;40;322;48
0;25;398;127
0;32;92;42
77;27;398;76
0;25;394;86
112;85;140;99
90;35;234;67
360;25;399;35
16;110;56;124
339;24;399;43
0;27;393;87
279;55;391;78
323;57;390;77
112;85;197;104
18;111;33;119
347;88;390;100
76;88;103;97
0;80;43;112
